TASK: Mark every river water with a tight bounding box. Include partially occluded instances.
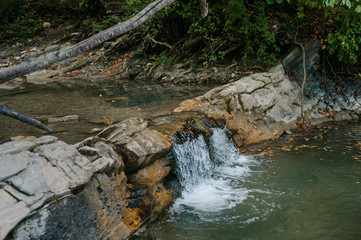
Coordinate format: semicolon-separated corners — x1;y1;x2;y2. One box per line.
145;123;361;240
0;84;210;144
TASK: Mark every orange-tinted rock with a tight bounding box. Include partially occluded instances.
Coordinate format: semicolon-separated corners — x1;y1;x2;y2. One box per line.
129;158;170;188
149;183;173;221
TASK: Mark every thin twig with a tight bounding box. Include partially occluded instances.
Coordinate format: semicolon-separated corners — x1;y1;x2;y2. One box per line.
293;26;307;123
148;36;172;49
326;56;336;76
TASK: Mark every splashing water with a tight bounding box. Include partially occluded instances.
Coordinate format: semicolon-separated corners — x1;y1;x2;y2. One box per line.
171;128;259;214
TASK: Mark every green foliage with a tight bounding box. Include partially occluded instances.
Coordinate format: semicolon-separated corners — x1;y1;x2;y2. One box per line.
92;13;120;33
153;52;172;66
291;0;361;63
325;12;361;63
0;0;106;39
224;0;278;63
272;0;361;63
202;50;227;67
0;0;44;40
79;0;105;17
124;0;280;66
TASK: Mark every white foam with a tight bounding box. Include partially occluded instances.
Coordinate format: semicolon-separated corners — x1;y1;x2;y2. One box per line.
171;128;259;215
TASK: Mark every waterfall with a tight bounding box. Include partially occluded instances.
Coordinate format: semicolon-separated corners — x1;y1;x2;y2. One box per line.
171;128;258;213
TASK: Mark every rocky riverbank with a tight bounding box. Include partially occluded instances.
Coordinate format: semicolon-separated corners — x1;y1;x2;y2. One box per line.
1;42;361;239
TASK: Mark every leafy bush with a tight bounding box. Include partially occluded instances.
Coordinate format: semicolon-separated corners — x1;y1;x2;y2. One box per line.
92;12;120;33
125;0;280;66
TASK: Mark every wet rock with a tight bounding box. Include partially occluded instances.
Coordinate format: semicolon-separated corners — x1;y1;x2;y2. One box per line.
123;129;172;172
149;183;173;221
129;158;171;188
83;173;133;239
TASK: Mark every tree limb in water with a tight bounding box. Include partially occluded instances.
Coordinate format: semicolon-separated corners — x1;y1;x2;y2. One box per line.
0;105;54;133
0;0;178;83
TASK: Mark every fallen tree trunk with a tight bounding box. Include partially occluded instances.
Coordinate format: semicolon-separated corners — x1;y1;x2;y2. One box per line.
0;105;54;133
0;0;177;84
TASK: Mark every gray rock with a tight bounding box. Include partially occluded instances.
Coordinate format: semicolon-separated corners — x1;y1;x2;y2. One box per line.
0;141;35;155
78;146;101;161
2;184;52;210
11;209;50;240
0;152;29;181
8;165;50;196
241;87;276;111
0;201;31;240
34;135;58;145
282;41;321;79
91;158;110;172
123;129;172;172
0;189;17;210
28;151;73;196
35;141;94;191
78;140;123;174
98;117;148;145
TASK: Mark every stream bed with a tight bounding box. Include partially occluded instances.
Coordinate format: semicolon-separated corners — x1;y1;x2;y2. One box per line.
144;122;361;240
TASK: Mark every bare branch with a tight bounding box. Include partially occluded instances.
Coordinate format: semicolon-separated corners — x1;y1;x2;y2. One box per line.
0;0;177;83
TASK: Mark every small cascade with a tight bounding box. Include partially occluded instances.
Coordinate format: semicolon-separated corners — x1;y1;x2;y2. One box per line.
171;127;258;213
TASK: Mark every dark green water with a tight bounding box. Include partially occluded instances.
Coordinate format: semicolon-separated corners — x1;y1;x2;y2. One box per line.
145;123;361;240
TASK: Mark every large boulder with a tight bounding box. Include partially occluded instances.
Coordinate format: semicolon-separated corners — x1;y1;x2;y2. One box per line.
123;129;172;172
0;135;125;240
173;64;300;146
